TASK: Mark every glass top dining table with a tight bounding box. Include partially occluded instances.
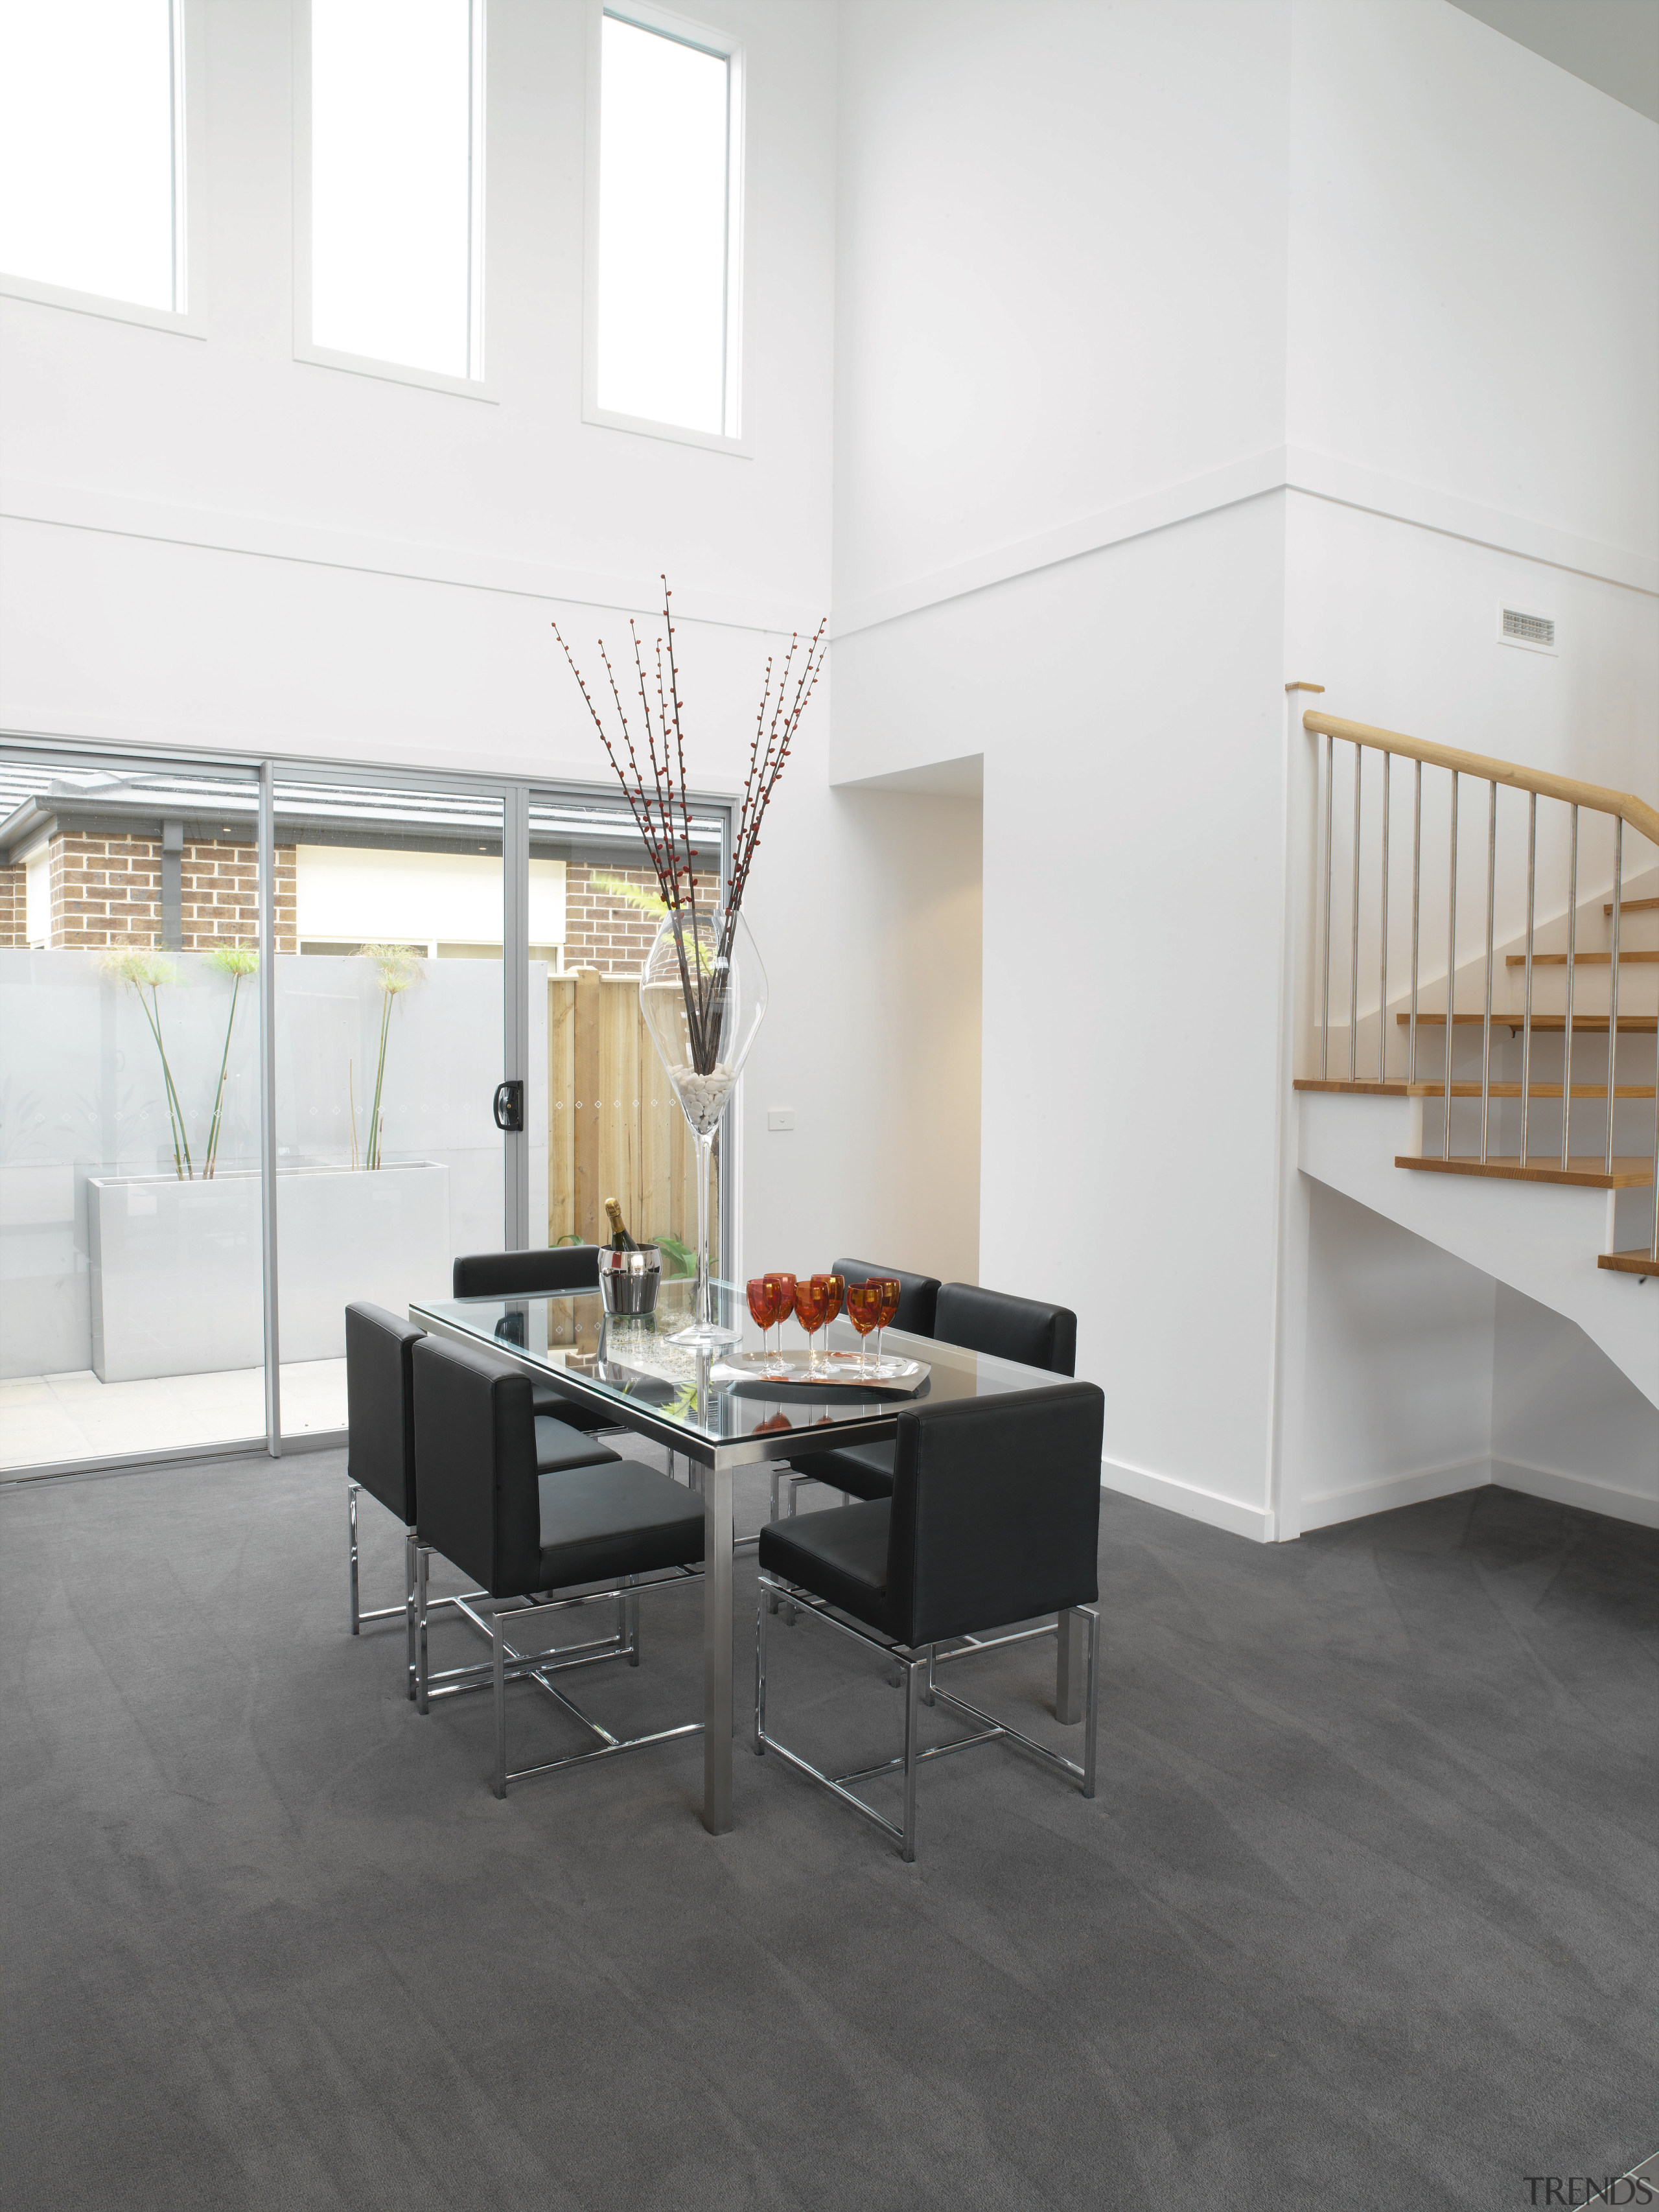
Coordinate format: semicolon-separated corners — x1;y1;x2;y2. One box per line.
408;1275;1085;1835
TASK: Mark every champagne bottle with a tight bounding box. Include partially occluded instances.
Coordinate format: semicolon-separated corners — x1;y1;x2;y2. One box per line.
603;1198;638;1252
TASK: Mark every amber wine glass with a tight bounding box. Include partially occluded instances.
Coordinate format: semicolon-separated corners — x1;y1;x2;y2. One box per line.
876;1276;901;1375
763;1273;796;1376
845;1281;881;1378
794;1277;829;1375
747;1277;780;1366
817;1273;846;1369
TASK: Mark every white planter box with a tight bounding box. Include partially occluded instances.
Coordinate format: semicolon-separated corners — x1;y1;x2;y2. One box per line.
87;1162;450;1383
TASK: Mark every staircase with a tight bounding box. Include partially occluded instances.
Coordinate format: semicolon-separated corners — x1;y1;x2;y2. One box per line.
1287;701;1658;1408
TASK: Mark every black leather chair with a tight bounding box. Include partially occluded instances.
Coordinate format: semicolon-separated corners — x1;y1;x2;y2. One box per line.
345;1301;622;1697
780;1278;1076;1514
935;1283;1077;1377
754;1382;1105;1861
452;1247;614;1435
830;1258;940;1337
412;1335;706;1797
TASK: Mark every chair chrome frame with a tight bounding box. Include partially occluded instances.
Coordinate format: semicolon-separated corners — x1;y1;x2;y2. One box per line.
753;1568;1100;1863
414;1545;705;1799
347;1481;489;1698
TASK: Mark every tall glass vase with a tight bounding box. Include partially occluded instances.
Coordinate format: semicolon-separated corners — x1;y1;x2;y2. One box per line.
640;905;767;1349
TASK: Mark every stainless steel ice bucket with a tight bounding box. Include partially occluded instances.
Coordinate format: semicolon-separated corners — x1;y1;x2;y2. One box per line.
597;1244;660;1316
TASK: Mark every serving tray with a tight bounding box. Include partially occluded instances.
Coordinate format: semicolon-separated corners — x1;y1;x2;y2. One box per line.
715;1350;928;1391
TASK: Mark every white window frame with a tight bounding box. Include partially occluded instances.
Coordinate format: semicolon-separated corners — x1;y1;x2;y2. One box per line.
583;0;748;456
291;0;493;401
0;0;206;339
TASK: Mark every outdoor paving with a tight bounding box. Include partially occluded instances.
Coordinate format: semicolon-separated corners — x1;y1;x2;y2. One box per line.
0;1358;345;1469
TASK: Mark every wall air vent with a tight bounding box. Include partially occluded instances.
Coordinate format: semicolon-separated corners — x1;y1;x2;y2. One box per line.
1499;605;1557;654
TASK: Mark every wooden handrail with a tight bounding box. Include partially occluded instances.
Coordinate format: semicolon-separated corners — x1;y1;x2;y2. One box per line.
1303;710;1659;847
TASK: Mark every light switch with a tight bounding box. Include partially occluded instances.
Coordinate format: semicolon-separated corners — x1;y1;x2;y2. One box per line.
767;1107;795;1132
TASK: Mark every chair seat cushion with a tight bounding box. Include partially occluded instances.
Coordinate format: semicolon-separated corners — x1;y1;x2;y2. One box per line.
788;1440;895;1502
534;1417;622;1476
537;1461;706;1590
531;1381;611;1434
759;1502;892;1635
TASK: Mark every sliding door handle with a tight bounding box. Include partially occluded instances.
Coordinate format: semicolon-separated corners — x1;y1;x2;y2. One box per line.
493;1080;524;1132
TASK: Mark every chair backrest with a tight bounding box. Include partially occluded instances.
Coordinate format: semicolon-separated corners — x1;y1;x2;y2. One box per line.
411;1335;541;1597
884;1384;1104;1648
934;1283;1076;1375
452;1245;601;1299
832;1258;941;1338
345;1303;424;1524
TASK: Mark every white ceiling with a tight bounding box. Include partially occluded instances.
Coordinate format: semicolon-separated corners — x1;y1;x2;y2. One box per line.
1447;0;1659;122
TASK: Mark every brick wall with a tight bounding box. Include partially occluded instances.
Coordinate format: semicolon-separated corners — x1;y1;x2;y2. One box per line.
0;864;21;948
43;833;297;952
562;863;719;975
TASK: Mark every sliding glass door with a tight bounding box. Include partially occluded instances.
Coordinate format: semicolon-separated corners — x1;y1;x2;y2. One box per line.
271;773;505;1440
0;750;268;1469
0;742;734;1476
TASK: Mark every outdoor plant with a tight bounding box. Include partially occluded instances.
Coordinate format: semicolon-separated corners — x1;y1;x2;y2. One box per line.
99;943;262;1181
551;576;827;1076
201;945;258;1178
358;942;423;1170
99;948;192;1178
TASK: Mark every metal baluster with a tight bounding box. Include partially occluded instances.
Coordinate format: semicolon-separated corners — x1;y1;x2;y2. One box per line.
1409;762;1422;1086
1479;780;1496;1162
1606;819;1622;1177
1320;732;1333;1080
1561;807;1578;1169
1444;771;1459;1158
1519;794;1537;1167
1349;741;1362;1083
1378;752;1391;1080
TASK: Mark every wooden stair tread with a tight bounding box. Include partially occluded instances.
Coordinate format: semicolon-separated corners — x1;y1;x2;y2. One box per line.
1505;950;1659;965
1598;1248;1658;1275
1397;1012;1656;1030
1395;1154;1654;1189
1295;1078;1654;1099
1404;1082;1654;1099
1605;896;1659;914
1294;1078;1411;1096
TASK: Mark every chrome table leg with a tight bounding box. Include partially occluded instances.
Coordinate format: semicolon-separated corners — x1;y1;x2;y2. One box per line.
702;1458;734;1834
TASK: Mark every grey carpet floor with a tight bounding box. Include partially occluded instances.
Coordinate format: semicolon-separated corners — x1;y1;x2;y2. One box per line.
0;1453;1653;2212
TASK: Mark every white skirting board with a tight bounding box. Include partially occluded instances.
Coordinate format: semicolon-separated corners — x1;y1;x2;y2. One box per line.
1105;1453;1657;1544
1489;1456;1659;1533
1299;1456;1657;1535
1099;1456;1274;1545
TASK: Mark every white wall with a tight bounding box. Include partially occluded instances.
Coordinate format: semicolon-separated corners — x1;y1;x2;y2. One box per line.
832;0;1656;1539
1;0;837;651
3;0;1652;1525
1292;1185;1658;1531
833;0;1291;617
1298;1180;1497;1528
1491;1280;1659;1527
1288;0;1658;566
0;0;887;1304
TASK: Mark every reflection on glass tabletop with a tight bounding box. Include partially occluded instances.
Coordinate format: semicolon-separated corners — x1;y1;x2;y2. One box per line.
410;1277;1068;1449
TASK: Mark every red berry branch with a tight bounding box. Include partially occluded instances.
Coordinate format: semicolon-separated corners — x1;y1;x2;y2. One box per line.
551;577;827;1071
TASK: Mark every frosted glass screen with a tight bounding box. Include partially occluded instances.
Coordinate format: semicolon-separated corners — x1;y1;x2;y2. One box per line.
310;0;477;377
0;0;179;309
597;14;730;436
